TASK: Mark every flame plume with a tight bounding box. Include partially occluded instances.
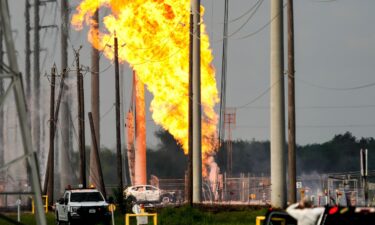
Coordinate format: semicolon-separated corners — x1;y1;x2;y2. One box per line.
72;0;219;175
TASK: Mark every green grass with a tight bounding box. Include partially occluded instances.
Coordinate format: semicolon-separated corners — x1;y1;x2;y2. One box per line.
0;206;267;225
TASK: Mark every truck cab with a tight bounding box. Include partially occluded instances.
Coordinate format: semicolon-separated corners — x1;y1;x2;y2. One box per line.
55;187;110;225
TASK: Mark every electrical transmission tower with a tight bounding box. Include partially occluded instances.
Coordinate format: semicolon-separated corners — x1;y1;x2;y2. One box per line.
224;108;236;176
32;0;57;176
0;1;47;224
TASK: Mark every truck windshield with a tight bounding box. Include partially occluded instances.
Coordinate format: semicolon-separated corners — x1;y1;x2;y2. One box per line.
70;192;104;202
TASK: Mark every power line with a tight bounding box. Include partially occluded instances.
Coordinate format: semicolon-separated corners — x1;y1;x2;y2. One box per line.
240;104;375;110
233;3;287;41
225;0;264;38
295;76;375;91
233;73;375;111
236;124;375;129
227;0;263;23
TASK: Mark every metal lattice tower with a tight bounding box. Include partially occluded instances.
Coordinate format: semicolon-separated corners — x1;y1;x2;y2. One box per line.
0;1;47;224
224;108;236;176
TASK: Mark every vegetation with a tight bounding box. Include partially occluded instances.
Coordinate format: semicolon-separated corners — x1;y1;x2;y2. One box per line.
0;206;267;225
69;130;375;183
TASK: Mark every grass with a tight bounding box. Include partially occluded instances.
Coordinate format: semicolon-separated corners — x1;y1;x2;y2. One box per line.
0;205;267;225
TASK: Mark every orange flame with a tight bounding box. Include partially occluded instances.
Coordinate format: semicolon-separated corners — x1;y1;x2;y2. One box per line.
72;0;219;175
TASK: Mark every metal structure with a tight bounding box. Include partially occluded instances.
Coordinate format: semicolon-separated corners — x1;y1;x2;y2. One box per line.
224;108;236;176
219;0;229;147
0;1;47;224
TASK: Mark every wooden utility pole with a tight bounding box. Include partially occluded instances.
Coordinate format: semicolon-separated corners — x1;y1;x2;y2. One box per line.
76;49;86;187
90;9;101;189
114;35;123;197
25;0;31;98
187;10;193;206
0;27;4;169
44;67;66;203
88;112;106;197
45;66;56;204
287;0;296;204
33;0;42;170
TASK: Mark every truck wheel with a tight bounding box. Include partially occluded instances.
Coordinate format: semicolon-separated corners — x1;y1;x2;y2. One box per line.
55;212;61;225
67;214;75;225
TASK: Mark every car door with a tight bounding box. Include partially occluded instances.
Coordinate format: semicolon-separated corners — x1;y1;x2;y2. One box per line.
145;186;159;202
60;192;70;221
133;186;146;201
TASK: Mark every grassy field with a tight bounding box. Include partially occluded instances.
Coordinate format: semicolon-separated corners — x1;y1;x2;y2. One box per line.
0;205;268;225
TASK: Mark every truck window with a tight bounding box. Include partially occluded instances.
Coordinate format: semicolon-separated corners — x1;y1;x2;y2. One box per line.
64;193;69;204
70;192;104;202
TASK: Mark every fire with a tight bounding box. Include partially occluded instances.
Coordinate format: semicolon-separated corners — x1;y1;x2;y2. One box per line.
72;0;219;175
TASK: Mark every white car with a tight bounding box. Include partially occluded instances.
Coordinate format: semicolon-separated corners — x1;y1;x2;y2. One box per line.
123;185;175;204
55;188;110;225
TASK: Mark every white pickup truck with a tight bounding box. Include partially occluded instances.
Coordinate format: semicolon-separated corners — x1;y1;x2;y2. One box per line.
55;188;110;225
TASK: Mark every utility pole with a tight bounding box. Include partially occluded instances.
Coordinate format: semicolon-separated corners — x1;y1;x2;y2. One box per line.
60;0;72;192
187;9;193;206
88;112;106;198
76;49;86;187
270;0;286;208
33;0;42;172
287;0;296;204
192;0;202;203
360;149;368;206
44;66;66;204
219;0;229;149
33;0;57;177
114;35;124;200
90;9;101;189
0;26;4;171
25;0;31;98
45;66;56;205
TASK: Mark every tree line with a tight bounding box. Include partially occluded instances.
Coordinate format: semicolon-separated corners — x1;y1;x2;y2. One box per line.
71;130;375;184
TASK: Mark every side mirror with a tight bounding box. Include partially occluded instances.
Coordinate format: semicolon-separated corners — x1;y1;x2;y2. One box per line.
64;198;69;205
58;198;64;204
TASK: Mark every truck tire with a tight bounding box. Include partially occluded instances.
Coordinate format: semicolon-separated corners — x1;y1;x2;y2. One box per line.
67;214;75;225
55;212;61;225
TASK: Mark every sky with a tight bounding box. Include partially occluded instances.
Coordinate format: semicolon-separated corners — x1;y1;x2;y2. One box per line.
4;0;375;151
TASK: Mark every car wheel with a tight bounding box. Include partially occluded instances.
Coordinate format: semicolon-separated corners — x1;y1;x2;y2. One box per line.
160;194;174;204
127;195;137;205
